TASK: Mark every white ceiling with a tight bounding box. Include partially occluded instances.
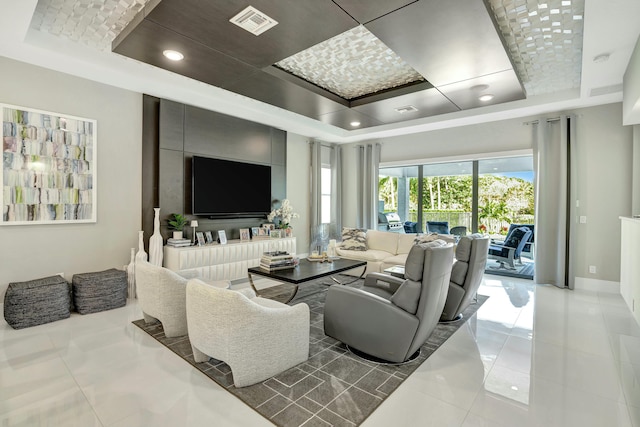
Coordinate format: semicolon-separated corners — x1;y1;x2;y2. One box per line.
0;0;639;143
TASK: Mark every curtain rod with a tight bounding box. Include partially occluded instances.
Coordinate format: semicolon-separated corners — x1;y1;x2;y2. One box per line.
523;117;562;125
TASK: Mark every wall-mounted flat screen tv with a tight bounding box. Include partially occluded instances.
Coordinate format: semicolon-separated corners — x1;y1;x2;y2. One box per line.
192;155;271;218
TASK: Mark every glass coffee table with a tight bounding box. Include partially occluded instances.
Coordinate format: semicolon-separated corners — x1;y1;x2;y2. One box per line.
247;258;367;303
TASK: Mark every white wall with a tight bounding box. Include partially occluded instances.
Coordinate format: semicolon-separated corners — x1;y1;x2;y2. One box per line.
285;133;311;255
340;103;634;283
573;103;633;282
0;57;142;296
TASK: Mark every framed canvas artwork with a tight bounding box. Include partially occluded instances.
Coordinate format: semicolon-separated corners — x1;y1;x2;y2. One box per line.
1;103;97;225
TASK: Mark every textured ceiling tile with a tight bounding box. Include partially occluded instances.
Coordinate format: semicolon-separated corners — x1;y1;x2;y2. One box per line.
31;0;150;51
275;25;425;100
486;0;584;96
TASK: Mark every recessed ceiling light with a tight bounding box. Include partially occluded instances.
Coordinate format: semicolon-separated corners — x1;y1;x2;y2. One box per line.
479;94;495;102
470;84;490;92
593;53;610;63
163;50;184;61
394;105;418;114
350;121;361;127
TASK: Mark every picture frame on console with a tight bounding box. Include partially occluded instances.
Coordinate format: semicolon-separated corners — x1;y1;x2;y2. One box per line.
217;230;227;244
250;227;260;239
196;232;205;246
239;228;250;241
270;229;282;239
262;223;275;231
205;231;214;244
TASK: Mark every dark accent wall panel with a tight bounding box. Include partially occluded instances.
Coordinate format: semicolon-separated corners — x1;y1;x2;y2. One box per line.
271;129;286;166
159;149;185;217
159;100;184;150
184;105;271;164
142;95;160;250
143;96;287;243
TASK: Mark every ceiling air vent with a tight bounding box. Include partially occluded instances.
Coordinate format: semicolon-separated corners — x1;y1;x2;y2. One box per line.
229;6;278;36
395;105;418;114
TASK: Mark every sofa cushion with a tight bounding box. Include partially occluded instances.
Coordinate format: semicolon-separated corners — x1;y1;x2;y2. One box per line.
397;233;417;255
340;227;368;251
382;253;409;270
366;229;399;252
336;248;392;262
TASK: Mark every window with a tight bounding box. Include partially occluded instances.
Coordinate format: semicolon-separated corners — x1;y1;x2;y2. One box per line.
321;166;331;224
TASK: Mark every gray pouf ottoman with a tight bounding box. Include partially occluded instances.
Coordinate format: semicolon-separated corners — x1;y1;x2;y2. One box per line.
4;275;71;329
72;269;127;314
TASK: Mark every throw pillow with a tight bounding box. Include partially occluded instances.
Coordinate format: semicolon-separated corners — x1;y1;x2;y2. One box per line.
504;227;530;248
413;232;440;245
340;228;368;251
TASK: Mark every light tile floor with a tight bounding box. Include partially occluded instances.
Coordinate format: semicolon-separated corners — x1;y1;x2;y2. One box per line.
1;275;639;426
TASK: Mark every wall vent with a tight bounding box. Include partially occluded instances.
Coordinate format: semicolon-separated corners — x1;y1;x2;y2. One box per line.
395;105;418;114
229;6;278;36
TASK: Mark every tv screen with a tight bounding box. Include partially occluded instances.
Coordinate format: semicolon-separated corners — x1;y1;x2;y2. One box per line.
192;156;271;218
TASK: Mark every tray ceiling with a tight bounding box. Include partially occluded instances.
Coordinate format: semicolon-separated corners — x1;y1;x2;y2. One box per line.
29;0;585;130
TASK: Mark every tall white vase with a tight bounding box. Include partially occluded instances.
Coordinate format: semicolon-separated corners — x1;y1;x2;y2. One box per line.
136;230;147;262
126;248;136;299
149;207;163;266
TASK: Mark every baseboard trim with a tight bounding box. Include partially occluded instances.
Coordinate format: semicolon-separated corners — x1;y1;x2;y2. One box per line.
574;277;620;293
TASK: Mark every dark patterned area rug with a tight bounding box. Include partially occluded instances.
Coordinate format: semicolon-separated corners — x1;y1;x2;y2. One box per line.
132;276;487;427
485;259;534;280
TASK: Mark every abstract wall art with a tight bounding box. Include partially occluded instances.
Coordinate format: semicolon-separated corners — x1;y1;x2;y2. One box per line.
1;104;97;225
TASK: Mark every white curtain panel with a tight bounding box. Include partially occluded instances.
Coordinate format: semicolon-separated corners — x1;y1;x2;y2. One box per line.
532;115;576;289
330;144;342;238
310;140;342;240
356;143;381;230
310;140;322;232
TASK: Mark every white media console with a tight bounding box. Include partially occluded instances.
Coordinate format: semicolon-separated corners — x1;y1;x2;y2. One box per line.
163;237;296;281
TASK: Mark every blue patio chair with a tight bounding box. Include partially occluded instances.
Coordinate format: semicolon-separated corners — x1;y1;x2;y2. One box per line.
426;221;450;234
488;226;532;270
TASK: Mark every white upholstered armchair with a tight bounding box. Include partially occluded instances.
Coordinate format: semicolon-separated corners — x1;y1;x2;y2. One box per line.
135;261;231;337
135;261;192;337
186;278;310;387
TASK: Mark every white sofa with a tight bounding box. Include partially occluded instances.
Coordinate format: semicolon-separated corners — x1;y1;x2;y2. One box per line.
336;229;455;274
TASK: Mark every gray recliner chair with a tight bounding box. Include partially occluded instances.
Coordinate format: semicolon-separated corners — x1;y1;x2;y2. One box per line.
323;240;454;364
440;234;490;322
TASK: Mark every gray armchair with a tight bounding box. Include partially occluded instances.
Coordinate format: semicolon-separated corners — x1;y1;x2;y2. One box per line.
426;221;450;234
323;240;454;363
440;234;490;322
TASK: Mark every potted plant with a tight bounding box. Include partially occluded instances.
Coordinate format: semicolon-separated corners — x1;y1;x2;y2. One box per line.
168;213;187;239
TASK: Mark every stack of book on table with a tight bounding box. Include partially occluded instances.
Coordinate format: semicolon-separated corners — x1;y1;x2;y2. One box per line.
166;237;192;247
260;251;296;271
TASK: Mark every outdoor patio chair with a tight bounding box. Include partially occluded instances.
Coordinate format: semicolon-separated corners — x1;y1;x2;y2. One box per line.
426;221;450;234
487;226;532;270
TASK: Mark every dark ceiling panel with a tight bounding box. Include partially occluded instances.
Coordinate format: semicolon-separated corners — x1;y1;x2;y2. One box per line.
318;109;384;130
225;71;348;121
112;19;255;88
331;0;417;24
365;0;517;87
438;70;525;110
353;87;459;124
144;0;358;68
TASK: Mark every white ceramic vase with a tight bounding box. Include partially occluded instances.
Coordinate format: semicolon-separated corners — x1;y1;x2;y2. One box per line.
135;230;147;262
126;248;136;299
149;207;163;266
